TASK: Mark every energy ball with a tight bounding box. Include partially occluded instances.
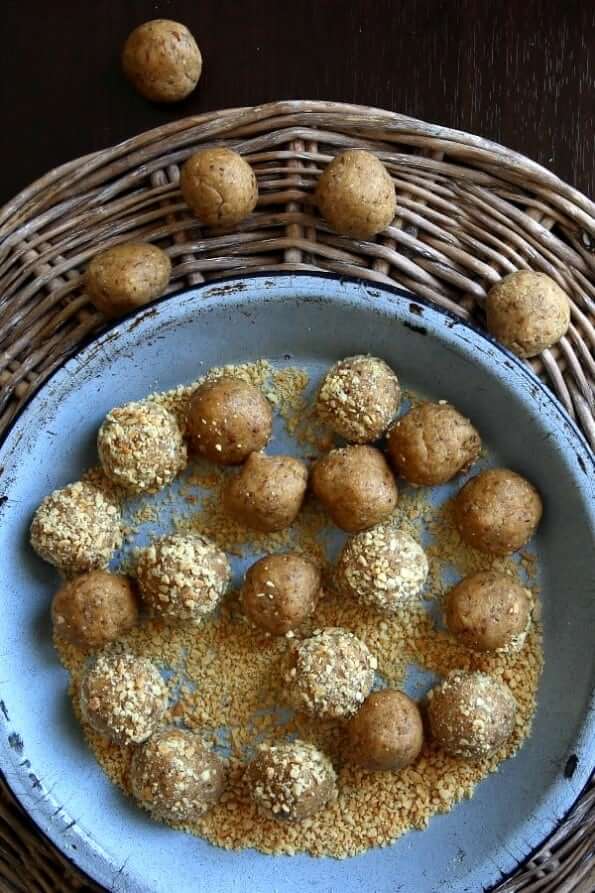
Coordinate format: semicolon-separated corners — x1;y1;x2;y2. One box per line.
311;445;398;532
80;652;168;744
345;690;423;771
122;20;202;103
98;401;187;494
427;671;517;760
336;525;428;613
486;271;571;358
86;243;171;318
129;728;226;823
241;553;322;635
444;571;532;653
186;376;272;465
30;481;122;575
454;468;543;555
52;571;139;651
387;402;481;486
315;149;397;239
286;627;376;720
223;453;308;532
246;740;337;821
317;355;400;443
135;533;230;625
180;148;258;227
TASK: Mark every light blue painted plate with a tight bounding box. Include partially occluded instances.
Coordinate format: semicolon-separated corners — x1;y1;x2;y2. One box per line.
0;273;593;893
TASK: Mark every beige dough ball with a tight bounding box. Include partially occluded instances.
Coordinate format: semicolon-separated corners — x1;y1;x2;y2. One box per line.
122;19;202;102
223;453;308;532
387;402;481;485
486;271;570;358
317;355;400;443
52;571;139;651
316;149;397;238
311;445;398;532
241;553;322;635
345;690;424;771
180;148;258;227
444;571;532;653
86;243;171;318
427;671;517;760
454;468;543;555
186;376;272;465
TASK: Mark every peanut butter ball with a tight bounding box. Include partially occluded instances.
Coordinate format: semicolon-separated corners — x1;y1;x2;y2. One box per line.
86;243;171;318
486;271;570;358
311;445;398;532
180;148;258;227
316;149;397;238
223;453;308;532
345;690;423;771
122;20;202;103
52;571;139;651
445;571;532;653
241;553;322;635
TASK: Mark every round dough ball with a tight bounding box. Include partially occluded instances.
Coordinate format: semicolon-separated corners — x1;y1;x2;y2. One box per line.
336;525;428;613
246;740;337;821
80;652;168;744
486;271;570;358
345;690;423;771
444;571;532;652
427;671;517;760
86;243;171;318
135;533;230;625
454;468;543;555
30;481;122;575
98;401;187;494
387;402;481;485
129;728;226;823
122;19;202;102
317;355;400;443
241;553;322;635
180;148;258;227
186;376;272;465
315;149;397;238
311;445;398;532
52;571;139;650
286;627;376;720
223;453;308;532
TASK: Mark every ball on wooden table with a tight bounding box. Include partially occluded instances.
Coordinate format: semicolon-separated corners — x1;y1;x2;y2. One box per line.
52;570;139;651
180;148;258;227
223;453;308;532
345;689;424;771
122;19;202;103
86;243;171;318
240;552;322;635
444;571;532;653
315;149;397;238
486;271;570;358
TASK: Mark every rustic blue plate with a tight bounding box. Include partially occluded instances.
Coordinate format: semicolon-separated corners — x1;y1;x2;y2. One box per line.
0;273;593;893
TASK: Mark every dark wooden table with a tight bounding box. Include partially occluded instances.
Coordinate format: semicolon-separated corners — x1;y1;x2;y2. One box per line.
1;0;593;207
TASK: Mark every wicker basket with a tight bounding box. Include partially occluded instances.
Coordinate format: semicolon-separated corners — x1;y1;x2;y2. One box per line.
0;100;593;892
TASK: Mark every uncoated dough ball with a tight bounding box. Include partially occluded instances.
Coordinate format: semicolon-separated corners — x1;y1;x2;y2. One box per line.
444;571;532;653
315;149;397;238
241;553;322;635
122;19;202;102
486;271;570;358
345;689;424;771
454;468;543;555
180;148;258;227
387;402;481;485
52;571;139;651
86;243;171;318
223;453;308;532
311;445;398;532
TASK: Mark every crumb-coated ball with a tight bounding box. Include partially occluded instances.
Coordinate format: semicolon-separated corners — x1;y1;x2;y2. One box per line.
286;627;376;720
135;533;230;625
223;453;308;532
311;445;398;532
180;148;258;227
345;690;423;771
80;652;168;744
317;355;400;443
387;402;481;486
427;671;517;760
486;271;570;358
246;740;337;821
122;19;202;103
336;525;428;613
129;728;226;823
52;571;139;650
86;243;171;318
315;149;397;238
31;481;122;575
454;468;543;555
445;571;532;653
186;376;272;465
98;401;187;494
241;553;322;635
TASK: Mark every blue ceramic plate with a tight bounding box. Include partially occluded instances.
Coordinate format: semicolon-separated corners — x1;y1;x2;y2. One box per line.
0;273;593;893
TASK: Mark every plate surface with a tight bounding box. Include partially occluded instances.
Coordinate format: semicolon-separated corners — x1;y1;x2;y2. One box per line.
0;273;593;893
